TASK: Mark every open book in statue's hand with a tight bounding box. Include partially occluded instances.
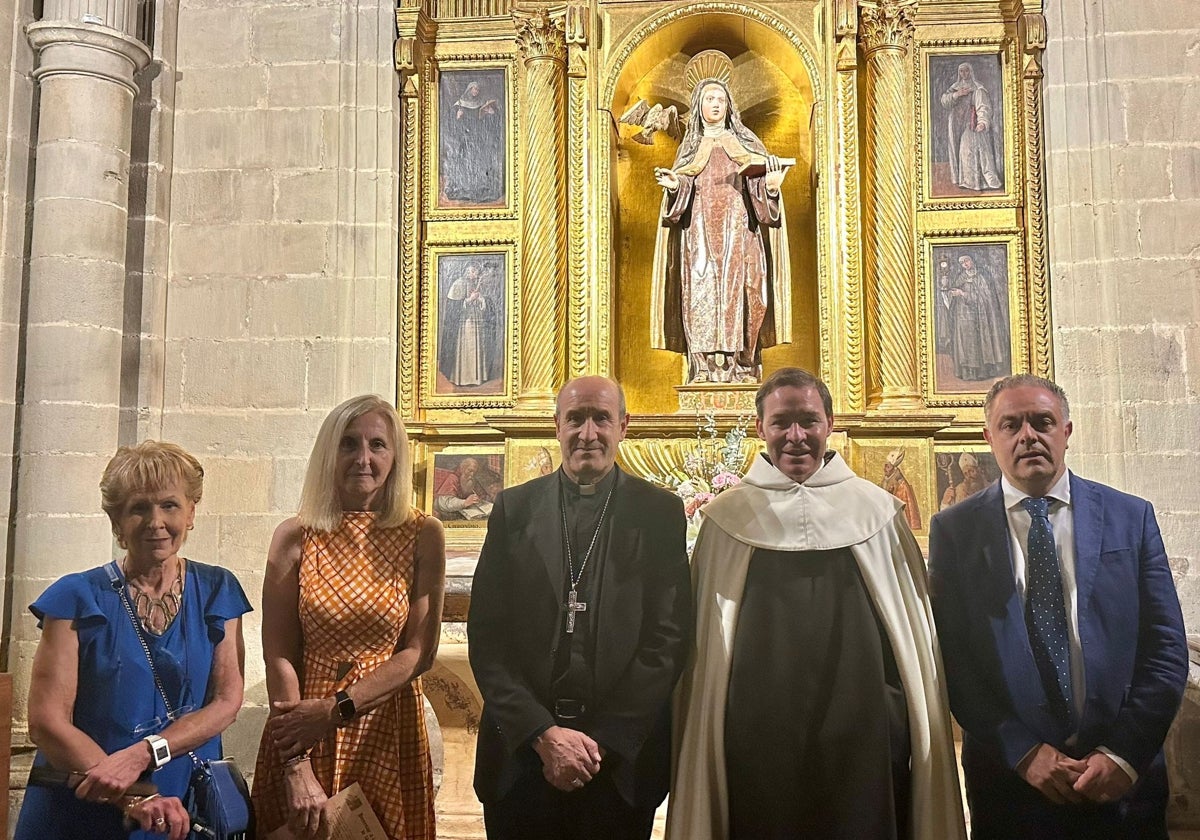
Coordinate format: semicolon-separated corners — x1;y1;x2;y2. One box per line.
737;155;797;178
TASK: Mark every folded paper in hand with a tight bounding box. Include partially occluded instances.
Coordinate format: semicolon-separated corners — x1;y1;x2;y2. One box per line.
266;783;386;840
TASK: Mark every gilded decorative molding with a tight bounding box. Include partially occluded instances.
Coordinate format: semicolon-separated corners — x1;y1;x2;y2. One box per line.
836;68;865;412
1021;31;1052;377
858;0;917;56
616;438;760;486
513;5;567;63
398;90;421;420
835;0;858;39
568;74;589;378
1018;11;1047;55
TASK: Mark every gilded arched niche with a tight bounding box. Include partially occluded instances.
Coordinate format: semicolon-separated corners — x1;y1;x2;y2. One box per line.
603;5;824;415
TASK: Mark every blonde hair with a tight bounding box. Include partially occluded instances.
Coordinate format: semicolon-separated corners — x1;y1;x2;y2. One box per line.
100;441;205;533
298;395;413;531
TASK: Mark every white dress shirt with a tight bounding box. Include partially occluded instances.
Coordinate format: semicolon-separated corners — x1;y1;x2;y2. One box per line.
1001;470;1136;782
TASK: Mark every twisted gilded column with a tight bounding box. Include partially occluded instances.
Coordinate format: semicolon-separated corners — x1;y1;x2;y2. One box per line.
513;6;567;410
859;0;922;410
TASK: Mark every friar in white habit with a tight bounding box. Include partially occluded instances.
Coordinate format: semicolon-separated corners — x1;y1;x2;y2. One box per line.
667;367;965;840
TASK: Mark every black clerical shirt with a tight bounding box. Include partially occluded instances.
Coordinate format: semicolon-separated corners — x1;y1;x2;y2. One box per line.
550;466;618;710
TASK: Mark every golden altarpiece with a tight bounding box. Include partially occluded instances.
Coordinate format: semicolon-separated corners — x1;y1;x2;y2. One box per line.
395;0;1051;558
395;0;1052;823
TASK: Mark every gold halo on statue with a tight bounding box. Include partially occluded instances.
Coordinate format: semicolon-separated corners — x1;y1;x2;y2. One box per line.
684;50;733;92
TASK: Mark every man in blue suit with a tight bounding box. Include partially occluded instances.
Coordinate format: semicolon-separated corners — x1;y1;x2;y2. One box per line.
930;374;1187;839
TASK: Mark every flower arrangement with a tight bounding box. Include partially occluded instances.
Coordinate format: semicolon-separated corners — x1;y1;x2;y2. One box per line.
655;413;753;552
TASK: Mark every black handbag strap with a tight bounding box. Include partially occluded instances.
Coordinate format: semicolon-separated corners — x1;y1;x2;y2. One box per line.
105;561;201;766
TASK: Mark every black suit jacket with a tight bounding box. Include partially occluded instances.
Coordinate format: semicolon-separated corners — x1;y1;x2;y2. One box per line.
929;476;1187;832
467;467;691;807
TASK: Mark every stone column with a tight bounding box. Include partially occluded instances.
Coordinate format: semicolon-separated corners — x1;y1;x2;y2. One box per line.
11;12;149;716
513;5;567;411
858;0;922;411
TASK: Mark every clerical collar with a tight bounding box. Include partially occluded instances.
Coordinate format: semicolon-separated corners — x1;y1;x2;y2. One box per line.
702;122;727;138
560;464;618;497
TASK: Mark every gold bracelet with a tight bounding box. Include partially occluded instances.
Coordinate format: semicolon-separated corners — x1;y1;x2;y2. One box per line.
282;752;311;768
122;792;161;816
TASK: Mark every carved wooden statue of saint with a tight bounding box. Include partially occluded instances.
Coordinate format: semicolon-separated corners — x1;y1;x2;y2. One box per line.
643;52;793;385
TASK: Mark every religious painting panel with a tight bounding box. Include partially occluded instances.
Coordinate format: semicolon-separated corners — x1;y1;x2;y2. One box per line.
421;244;517;408
934;445;1000;513
919;231;1026;405
430;63;514;216
505;438;562;488
848;439;933;535
917;42;1020;209
425;446;506;528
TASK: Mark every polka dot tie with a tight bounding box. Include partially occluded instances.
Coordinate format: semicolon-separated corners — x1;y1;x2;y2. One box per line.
1021;496;1075;732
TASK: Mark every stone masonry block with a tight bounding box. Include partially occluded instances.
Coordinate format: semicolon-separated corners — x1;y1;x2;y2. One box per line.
251;6;340;64
32;141;131;205
1125;79;1200;144
1140;200;1200;257
12;515;114;579
22;324;122;404
270;456;307;512
19;402;122;454
1185;324;1200;399
201;456;271;513
18;453;115;516
165;276;251;338
217;513;281;574
26;254;125;328
1113;258;1200;326
177;7;252;68
172;169;272;223
1125;455;1200;516
170;222;329;276
174;109;326;170
36;80;133;149
1101;32;1200;82
1172;146;1200;200
275;169;338;222
247;275;346;338
1134;403;1200;454
1103;0;1200;34
1111;145;1172;200
31;196;128;265
304;338;395;404
267;64;341;108
1116;326;1188;402
176;65;266;111
162;408;324;458
180;338;308;409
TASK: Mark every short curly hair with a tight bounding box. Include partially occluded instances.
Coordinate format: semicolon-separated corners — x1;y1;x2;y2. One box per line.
100;441;205;531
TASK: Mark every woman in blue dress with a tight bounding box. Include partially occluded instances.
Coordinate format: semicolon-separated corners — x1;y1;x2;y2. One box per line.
14;441;252;840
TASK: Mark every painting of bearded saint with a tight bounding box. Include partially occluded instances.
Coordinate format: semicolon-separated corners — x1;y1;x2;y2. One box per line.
650;78;792;384
930;54;1005;197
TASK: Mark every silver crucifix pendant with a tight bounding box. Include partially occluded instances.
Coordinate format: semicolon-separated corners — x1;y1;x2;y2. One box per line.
564;588;587;633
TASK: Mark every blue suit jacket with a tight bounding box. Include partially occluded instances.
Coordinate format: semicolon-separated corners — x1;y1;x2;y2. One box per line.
929;474;1187;786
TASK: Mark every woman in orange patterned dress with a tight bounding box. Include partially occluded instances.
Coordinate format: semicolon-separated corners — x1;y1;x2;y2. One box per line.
252;395;446;839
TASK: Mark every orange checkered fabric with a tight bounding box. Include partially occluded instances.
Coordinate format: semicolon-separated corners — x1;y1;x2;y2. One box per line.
253;511;435;840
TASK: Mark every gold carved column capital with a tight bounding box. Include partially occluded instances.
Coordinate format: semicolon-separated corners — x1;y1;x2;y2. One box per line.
858;0;917;56
1018;12;1048;78
513;5;568;64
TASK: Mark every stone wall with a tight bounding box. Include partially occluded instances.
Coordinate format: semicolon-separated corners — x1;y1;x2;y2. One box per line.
1043;0;1200;626
1043;0;1200;825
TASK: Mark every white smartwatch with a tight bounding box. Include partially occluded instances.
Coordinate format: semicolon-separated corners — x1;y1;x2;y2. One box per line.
143;735;171;769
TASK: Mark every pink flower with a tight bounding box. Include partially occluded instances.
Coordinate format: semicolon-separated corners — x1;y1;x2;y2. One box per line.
712;471;741;490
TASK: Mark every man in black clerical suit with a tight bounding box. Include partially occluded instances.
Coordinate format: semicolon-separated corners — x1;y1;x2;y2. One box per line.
468;375;691;840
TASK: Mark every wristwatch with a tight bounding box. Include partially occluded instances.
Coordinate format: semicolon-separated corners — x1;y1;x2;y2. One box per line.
334;690;356;725
143;735;171;769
